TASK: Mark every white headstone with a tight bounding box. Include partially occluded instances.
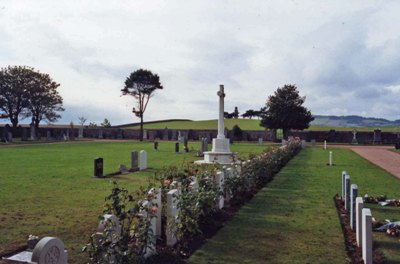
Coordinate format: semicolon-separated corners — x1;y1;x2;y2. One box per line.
31;237;68;264
166;189;179;246
324;140;327;150
139;150;147;170
356;197;364;247
148;188;162;237
350;184;358;230
258;138;263;145
362;208;372;264
215;171;225;209
329;151;333;166
141;201;157;258
97;214;121;244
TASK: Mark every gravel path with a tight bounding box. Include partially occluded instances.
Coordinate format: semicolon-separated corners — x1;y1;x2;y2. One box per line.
349;146;400;179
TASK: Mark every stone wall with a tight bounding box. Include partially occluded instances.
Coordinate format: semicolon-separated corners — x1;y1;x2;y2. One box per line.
0;125;398;143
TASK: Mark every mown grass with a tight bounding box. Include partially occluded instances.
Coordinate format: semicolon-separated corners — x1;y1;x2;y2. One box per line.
189;147;400;264
127;119;399;132
0;140;267;263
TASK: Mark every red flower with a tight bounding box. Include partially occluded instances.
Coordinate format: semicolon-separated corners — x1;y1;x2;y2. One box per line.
150;207;158;213
164;179;171;185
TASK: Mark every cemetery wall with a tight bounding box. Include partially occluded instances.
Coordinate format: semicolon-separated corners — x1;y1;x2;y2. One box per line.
0;125;398;143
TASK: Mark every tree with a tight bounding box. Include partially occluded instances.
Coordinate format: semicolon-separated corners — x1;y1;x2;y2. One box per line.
233;106;239;119
101;118;111;128
242;109;256;119
122;69;163;141
0;66;33;128
260;84;314;138
78;116;87;127
24;71;64;129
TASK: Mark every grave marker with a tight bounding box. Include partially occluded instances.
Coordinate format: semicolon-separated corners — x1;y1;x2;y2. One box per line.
167;189;179;246
94;157;103;177
350;184;358;230
131;151;139;171
31;237;68;264
362;208;372;264
345;175;350;211
341;171;347;200
215;171;225;209
175;142;179;153
139;150;147;170
154;141;159;151
356;197;364;246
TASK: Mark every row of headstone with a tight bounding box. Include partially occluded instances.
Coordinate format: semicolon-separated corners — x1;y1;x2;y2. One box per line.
6;236;68;264
341;171;372;264
94;150;148;177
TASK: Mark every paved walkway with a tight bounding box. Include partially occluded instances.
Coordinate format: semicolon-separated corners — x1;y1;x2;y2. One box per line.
348;146;400;179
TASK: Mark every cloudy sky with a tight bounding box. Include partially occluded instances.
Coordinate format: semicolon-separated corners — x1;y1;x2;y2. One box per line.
1;0;400;125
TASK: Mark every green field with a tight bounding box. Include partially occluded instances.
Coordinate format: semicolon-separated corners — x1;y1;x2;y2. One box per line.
189;147;400;263
127;119;400;132
0;140;268;263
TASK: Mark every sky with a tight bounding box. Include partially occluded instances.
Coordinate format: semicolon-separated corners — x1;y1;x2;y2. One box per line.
1;0;400;125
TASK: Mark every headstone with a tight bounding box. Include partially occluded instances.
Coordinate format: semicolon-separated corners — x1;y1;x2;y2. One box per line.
324;140;327;150
356;197;364;246
163;128;169;140
98;130;103;139
30;123;36;140
94;157;103;177
117;129;123;139
131;151;139;171
225;168;233;201
362;208;372;264
215;171;225;209
139;150;147;170
373;129;381;144
183;138;188;152
62;132;67;141
7;131;12;142
31;237;68;264
175;142;179;153
154;141;159;151
329;151;333;166
311;139;316;147
345;175;350;211
119;164;128;174
78;128;83;138
97;214;121;244
258;138;263;145
350;184;358;230
148;188;162;237
141;200;157;258
351;129;358;145
166;189;179;246
22;127;28;141
189;179;199;192
341;171;347;200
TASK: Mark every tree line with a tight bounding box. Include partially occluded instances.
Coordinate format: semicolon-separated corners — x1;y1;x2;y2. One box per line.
0;66;64;130
0;65;314;141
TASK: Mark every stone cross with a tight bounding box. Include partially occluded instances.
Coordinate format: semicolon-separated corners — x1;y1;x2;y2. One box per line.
217;85;226;139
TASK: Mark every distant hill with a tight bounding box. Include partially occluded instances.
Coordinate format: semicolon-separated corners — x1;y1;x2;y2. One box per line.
312;115;400;127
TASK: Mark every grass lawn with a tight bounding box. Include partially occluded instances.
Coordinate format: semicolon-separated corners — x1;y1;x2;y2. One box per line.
189;147;400;264
127;119;399;132
0;140;267;263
